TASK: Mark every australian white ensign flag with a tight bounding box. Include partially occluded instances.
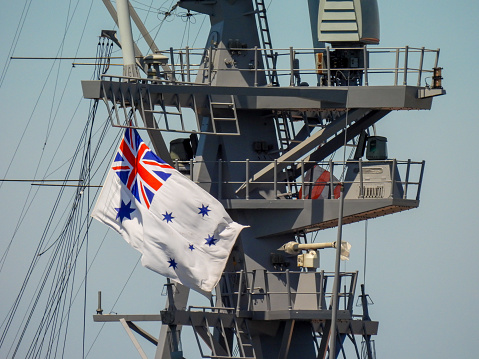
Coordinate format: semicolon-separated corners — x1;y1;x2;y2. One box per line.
91;127;247;293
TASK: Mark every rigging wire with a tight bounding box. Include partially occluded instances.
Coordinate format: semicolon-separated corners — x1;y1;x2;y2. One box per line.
0;31;115;356
5;104;98;357
0;0;94;274
85;258;141;358
11;104;112;358
0;0;34;89
134;0;156;45
152;1;180;44
0;0;90;194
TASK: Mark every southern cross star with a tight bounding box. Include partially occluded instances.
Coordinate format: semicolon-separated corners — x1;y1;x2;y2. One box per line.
162;211;174;223
168;258;178;270
205;234;217;246
198;204;211;217
115;200;135;222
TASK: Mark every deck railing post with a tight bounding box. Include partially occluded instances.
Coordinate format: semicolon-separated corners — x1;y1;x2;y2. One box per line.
329;159;334;198
286;269;292;310
245;159;250;200
289;47;295;86
363;45;368;86
359;158;364;198
394;48;400;86
218;159;223;200
417;160;426;200
390;158;397;198
326;46;331;87
208;46;213;85
301;159;305;199
273;159;278;199
236;270;244;316
254;46;258;87
403;159;411;199
186;46;191;82
170;47;176;80
417;47;425;86
403;46;409;85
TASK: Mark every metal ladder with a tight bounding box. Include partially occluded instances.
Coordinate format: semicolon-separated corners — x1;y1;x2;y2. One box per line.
254;0;279;85
208;94;240;135
192;314;256;359
233;319;255;358
274;111;302;197
275;111;293;153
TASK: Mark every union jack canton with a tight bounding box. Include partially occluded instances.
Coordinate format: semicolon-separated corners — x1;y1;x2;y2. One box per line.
112;128;173;209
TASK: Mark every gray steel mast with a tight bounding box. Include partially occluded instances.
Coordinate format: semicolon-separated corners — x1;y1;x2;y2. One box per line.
83;0;445;358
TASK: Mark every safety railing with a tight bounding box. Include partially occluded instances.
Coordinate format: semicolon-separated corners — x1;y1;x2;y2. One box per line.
172;158;425;201
219;270;358;314
111;45;440;88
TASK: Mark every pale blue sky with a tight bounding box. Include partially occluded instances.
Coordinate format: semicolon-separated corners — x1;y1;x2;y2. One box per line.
0;1;478;358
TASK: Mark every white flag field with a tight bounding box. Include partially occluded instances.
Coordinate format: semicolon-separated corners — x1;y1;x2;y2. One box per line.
91;128;247;293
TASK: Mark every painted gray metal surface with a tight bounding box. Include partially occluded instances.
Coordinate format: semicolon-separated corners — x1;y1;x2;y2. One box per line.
89;1;444;358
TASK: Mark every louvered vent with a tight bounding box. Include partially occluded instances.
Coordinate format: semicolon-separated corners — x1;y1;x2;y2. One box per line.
318;0;360;43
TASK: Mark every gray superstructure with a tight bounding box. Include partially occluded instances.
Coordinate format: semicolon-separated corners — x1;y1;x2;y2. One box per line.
83;1;444;358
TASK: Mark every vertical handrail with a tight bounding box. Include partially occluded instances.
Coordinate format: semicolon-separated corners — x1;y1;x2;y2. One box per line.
208;46;213;86
326;46;331;87
417;160;426;200
236;270;244;317
363;45;368;86
286;269;292;310
318;270;324;310
186;46;191;82
359;158;364;198
301;159;305;199
254;46;258;87
245;159;250;200
250;270;257;311
179;50;185;82
289;47;295;86
347;272;358;312
264;270;271;311
170;47;176;81
434;48;440;69
189;159;194;181
417;47;425;86
403;159;411;199
390;158;397;198
394;48;400;86
218;159;223;200
329;159;334;198
273;159;278;199
403;46;409;85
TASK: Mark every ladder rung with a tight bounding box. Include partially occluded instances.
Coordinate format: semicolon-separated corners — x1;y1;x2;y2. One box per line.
210;102;234;106
214;117;237;121
145;110;182;115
